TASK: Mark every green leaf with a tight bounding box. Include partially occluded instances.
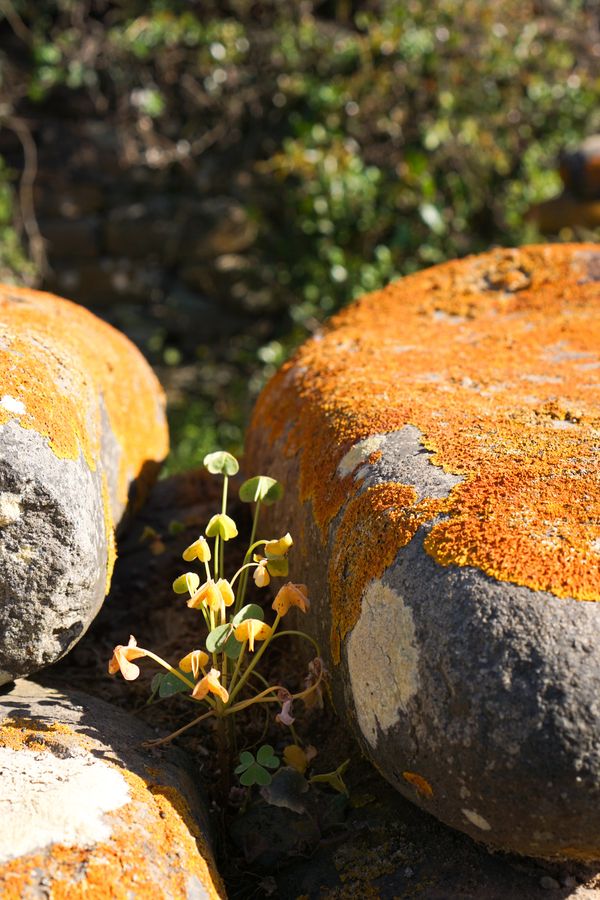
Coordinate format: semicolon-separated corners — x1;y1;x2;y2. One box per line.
239;762;273;786
206;624;242;659
203;451;239;476
173;572;200;595
205;513;238;541
150;672;164;695
266;556;288;577
235;751;255;774
158;670;190;698
256;744;280;769
232;604;264;627
239;475;283;505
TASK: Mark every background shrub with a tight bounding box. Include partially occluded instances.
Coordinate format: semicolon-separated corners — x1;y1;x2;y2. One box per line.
1;0;599;470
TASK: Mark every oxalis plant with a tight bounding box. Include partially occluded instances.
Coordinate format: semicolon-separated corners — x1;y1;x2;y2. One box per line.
108;450;324;796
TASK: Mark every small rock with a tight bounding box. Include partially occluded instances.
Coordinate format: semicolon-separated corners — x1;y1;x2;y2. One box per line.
0;285;168;684
0;680;224;899
540;875;561;890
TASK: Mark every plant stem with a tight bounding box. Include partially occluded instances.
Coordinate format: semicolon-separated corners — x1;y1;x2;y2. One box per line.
144;708;215;747
214;534;220;580
227;643;246;695
269;630;321;656
227;613;281;704
235;500;262;611
216;709;231;797
142;650;195;690
230;561;258;587
220;475;228;577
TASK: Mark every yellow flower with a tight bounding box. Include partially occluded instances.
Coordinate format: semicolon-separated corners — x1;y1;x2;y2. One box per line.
192;668;229;703
253;560;270;587
172;572;200;595
187;578;234;616
179;650;209;680
234;619;272;651
216;578;235;607
283;744;308;774
265;533;293;557
205;513;238;541
182;536;211;563
272;583;310;616
108;635;147;681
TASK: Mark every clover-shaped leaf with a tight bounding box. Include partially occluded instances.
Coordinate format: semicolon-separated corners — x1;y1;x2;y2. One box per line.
159;670;191;698
203;451;239;476
206;624;242;659
232;604;264;627
239;476;283;505
205;513;238;541
173;572;200;595
235;745;280;786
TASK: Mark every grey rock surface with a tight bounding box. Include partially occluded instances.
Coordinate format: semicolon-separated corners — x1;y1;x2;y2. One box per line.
0;286;168;686
0;420;108;683
0;679;223;898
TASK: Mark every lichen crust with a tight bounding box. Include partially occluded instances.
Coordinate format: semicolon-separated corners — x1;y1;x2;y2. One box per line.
247;244;600;660
0;721;225;899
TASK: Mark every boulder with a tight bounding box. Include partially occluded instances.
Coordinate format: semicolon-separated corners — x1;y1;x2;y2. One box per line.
244;244;600;861
0;285;168;685
0;680;224;898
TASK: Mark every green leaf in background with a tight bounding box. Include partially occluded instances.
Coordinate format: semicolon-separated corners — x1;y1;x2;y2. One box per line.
203;451;239;476
239;476;283;505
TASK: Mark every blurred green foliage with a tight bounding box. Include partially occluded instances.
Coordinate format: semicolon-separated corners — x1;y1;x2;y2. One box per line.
1;0;599;471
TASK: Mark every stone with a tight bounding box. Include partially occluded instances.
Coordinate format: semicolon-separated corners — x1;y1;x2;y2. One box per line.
34;182;105;218
0;285;169;685
527;194;600;233
104;198;182;259
0;680;224;898
244;244;600;861
39;216;100;258
560;136;600;200
45;258;164;307
180;197;258;260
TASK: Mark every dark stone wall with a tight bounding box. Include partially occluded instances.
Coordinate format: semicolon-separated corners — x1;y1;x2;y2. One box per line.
0;114;268;361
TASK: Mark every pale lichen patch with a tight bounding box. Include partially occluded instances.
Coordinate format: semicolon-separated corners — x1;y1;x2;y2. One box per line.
0;395;25;415
462;808;492;831
346;580;420;748
337;434;386;478
0;746;130;863
0;493;21;526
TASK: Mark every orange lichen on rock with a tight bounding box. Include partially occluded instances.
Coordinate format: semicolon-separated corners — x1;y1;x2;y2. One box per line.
402;771;434;798
0;720;76;753
0;284;168;511
329;483;445;661
249;244;600;654
0;723;225;900
101;472;118;590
